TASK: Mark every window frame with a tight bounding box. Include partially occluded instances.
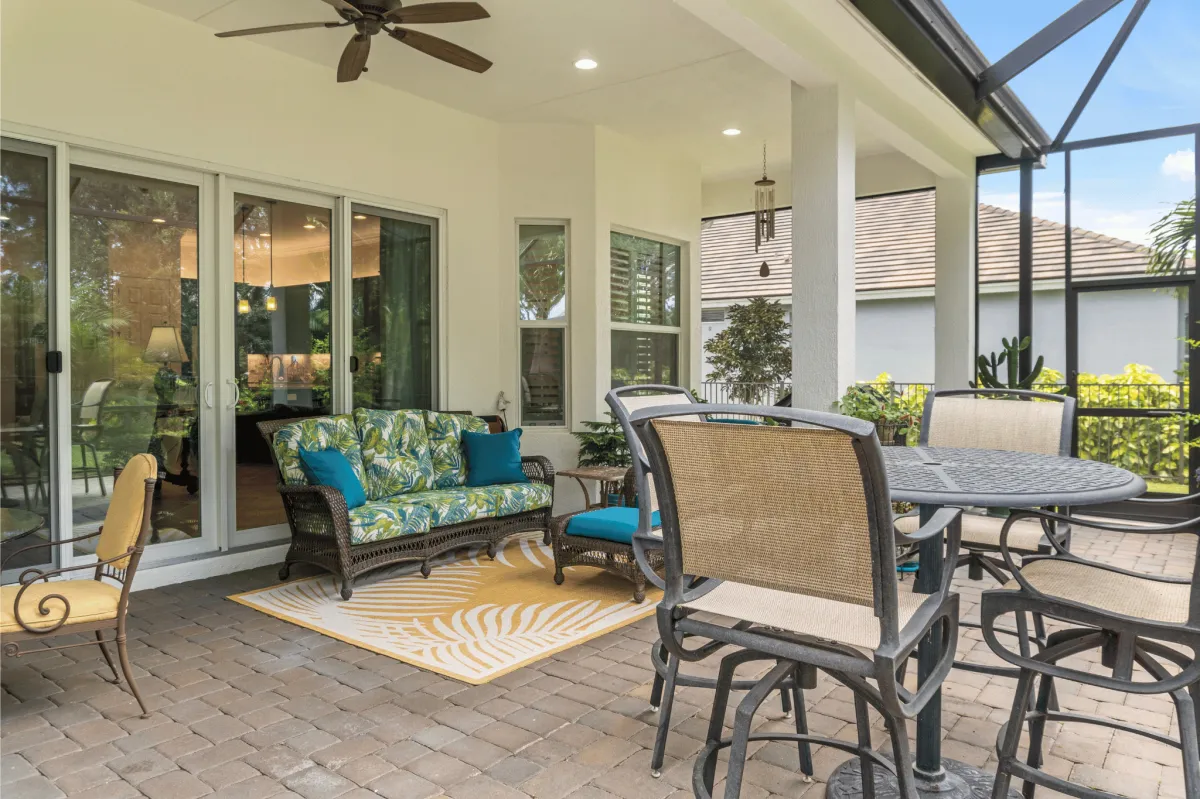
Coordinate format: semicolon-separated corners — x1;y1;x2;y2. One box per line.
609;226;685;388
516;219;570;428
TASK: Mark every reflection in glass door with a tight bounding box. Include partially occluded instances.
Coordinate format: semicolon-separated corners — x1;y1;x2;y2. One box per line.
68;165;203;553
350;206;436;410
233;194;333;535
1;141;55;581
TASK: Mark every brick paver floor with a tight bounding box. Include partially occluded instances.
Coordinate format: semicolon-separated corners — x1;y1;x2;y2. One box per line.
2;526;1194;799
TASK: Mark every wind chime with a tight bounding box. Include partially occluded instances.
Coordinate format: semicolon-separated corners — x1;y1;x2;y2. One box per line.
754;142;776;278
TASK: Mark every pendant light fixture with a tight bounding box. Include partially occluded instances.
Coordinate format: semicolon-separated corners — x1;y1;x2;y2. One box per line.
754;141;776;253
265;202;277;312
237;208;250;315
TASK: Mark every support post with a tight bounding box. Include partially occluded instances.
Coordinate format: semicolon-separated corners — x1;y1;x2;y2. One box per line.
1018;159;1034;377
934;172;977;389
790;82;855;410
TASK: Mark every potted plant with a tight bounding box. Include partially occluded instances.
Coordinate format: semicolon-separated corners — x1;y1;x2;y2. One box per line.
836;384;920;446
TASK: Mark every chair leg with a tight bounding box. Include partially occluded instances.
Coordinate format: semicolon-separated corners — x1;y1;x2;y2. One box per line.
340;578;354;600
1172;682;1200;799
88;444;106;497
702;652;742;794
650;652;679;777
726;661;793;799
79;444;90;495
779;684;792;718
1022;674;1054;799
95;632;120;684
633;570;646;604
855;692;876;799
885;710;919;799
992;668;1037;799
791;679;813;780
649;641;667;711
116;633;149;718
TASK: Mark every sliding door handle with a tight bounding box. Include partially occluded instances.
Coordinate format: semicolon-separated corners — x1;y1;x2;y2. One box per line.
226;378;241;410
204;382;215;408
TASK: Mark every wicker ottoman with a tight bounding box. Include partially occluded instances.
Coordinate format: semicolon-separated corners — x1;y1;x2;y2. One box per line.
550;507;664;603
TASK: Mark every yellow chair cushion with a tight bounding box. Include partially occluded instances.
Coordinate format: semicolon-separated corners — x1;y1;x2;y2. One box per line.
0;580;121;634
96;453;156;569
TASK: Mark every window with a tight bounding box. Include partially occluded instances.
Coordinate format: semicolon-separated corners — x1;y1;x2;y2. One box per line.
518;223;568;425
350;206;437;410
610;231;681;388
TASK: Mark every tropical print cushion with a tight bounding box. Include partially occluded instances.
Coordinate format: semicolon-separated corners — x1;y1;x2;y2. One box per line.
272;415;365;488
348;499;432;545
479;482;554;518
411;488;496;527
425;412;489;489
353;409;434;500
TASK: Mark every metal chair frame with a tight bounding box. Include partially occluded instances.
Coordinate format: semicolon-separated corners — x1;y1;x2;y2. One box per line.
605;385;805;778
632;402;962;799
982;506;1199;799
1;462;156;717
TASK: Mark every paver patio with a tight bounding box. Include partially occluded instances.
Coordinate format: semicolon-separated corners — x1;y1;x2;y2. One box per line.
2;525;1194;799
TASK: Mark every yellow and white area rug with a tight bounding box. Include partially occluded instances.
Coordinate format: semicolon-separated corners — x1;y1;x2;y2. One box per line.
229;532;659;684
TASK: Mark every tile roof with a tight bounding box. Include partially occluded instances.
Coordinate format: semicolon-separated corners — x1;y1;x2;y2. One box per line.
701;187;1169;302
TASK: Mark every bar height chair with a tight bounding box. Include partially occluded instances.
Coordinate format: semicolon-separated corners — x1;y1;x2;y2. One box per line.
982;509;1199;799
630;403;962;799
604;385;808;780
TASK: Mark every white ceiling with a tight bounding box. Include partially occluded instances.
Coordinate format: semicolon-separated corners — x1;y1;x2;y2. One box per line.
132;0;895;178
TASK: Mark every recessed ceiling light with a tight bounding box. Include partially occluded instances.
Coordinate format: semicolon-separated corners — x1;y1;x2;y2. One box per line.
574;58;598;70
303;223;317;230
722;128;741;136
353;214;367;220
151;217;166;224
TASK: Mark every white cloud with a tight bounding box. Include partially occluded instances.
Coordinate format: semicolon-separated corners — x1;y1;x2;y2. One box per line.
1161;150;1195;182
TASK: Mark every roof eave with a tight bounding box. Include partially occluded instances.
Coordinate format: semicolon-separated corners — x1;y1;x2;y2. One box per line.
849;0;1051;159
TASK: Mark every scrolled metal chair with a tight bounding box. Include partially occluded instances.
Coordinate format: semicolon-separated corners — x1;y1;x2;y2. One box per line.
982;508;1200;799
602;386;809;780
631;402;962;799
1;453;157;717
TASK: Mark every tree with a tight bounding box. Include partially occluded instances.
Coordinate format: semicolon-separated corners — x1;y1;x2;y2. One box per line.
704;298;791;402
1147;197;1196;276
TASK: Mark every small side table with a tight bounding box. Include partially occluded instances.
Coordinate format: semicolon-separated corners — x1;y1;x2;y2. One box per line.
557;465;630;510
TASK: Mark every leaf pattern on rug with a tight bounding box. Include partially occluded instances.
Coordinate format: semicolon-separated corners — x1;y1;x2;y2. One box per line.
230;533;658;684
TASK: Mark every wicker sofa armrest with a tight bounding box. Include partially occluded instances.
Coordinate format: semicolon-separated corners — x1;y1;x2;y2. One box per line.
520;455;555;486
276;483;354;550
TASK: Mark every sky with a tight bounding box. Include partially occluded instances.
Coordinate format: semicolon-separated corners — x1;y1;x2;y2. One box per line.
942;0;1198;244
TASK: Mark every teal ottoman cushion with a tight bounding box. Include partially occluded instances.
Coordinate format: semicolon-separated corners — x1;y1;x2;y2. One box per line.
565;507;661;545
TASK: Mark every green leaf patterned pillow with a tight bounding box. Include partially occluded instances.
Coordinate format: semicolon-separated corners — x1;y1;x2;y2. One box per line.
272;415;365;489
353;408;435;500
424;411;489;489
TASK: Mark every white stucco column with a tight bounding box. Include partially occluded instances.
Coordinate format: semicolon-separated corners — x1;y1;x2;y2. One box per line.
934;171;977;389
790;82;855;411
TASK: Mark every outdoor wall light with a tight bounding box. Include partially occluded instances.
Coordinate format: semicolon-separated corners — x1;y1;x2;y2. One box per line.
723;128;741;136
574;58;597;70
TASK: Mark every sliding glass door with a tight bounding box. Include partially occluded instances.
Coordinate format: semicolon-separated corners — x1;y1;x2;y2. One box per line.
1;140;56;581
350;205;437;410
227;183;335;542
66;158;214;559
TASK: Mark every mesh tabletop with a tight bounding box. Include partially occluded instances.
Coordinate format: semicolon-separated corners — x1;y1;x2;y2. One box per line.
883;446;1146;508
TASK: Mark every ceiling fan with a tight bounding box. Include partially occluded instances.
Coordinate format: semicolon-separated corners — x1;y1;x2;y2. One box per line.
215;0;492;82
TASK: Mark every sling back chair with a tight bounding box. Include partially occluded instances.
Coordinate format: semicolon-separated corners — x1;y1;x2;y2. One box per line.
2;453;157;718
597;386;809;780
894;388;1076;582
982;508;1199;799
631;403;962;799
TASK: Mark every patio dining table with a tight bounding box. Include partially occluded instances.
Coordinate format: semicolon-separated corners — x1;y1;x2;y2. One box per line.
827;445;1146;799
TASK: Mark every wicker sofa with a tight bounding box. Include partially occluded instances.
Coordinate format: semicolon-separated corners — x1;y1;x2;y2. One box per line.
258;410;554;599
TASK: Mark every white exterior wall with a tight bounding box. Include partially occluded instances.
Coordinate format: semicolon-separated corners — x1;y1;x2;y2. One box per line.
703;288;1185;386
1;0;703;525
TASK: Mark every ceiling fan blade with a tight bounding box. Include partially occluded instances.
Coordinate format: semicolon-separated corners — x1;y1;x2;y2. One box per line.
337;33;372;82
216;21;338;38
387;27;492;73
321;0;361;16
385;2;489;24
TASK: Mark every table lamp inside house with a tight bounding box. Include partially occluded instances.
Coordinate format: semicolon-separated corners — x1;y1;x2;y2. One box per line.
144;325;189;401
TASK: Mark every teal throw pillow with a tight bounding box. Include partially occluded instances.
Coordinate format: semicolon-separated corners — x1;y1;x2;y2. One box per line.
299;448;367;509
463;429;528;487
